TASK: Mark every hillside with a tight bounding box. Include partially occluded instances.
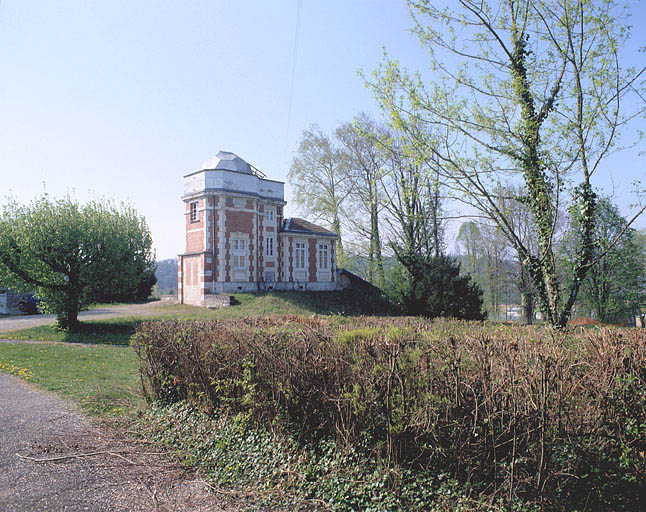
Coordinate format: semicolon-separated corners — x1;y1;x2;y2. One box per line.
155;259;178;294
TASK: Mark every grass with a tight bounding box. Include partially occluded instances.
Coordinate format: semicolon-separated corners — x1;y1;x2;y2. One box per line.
0;290;393;422
0;342;142;416
2;290;395;345
2;320;139;345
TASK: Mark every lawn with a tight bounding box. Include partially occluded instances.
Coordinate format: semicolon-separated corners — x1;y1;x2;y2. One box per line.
0;343;141;416
2;290;394;345
0;291;392;417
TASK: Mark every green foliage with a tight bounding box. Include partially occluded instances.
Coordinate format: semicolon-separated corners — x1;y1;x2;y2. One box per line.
134;318;645;510
0;194;155;329
136;401;529;512
563;197;646;323
392;253;485;320
367;0;646;326
289;126;349;264
153;258;178;294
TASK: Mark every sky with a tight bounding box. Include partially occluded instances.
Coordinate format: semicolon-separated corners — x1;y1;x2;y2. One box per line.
0;0;644;260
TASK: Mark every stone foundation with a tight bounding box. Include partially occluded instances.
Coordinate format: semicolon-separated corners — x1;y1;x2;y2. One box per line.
205;293;234;309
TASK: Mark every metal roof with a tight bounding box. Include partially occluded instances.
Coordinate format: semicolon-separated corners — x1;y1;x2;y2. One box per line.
201;151;253;174
200;151;267;178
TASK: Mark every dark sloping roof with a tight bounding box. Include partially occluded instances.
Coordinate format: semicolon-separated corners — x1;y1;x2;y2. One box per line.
336;268;381;292
280;218;338;237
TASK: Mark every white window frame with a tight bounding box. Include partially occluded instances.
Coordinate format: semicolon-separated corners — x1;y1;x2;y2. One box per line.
294;242;306;270
189;201;198;222
266;237;274;257
266;210;274;221
265;271;276;283
319;243;329;270
232;238;247;269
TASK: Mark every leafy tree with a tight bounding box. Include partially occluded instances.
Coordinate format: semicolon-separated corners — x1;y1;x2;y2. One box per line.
563;197;646;323
0;195;155;330
380;126;446;260
336;114;388;287
289;126;352;265
391;253;485;320
368;0;646;326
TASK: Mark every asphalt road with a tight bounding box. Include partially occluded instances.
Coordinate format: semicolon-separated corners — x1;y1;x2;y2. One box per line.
0;301;172;333
0;373;229;512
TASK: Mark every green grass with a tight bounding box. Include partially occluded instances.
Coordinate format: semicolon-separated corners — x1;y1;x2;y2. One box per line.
0;342;141;416
156;290;394;319
2;319;139;345
2;290;395;345
0;290;393;419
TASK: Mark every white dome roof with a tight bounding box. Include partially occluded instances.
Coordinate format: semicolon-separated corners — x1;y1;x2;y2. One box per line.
201;151;252;174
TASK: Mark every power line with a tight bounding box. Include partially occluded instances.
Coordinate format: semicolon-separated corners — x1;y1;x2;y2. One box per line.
286;0;303;148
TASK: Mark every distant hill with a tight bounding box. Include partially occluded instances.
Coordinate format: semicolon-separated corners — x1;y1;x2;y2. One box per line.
155;258;178;294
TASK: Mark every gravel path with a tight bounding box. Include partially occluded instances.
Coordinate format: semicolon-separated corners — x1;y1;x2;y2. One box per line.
0;300;174;333
0;373;232;511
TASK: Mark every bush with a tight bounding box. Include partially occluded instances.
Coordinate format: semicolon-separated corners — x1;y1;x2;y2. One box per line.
390;254;485;320
133;318;646;510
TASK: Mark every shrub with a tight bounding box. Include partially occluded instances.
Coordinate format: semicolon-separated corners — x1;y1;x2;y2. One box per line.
133;318;646;509
390;254;485;320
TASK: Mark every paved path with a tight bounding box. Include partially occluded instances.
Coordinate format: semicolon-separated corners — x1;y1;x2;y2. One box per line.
0;301;173;333
0;373;230;511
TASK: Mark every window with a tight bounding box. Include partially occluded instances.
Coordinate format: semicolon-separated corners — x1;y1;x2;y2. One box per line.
266;210;274;221
319;243;329;269
294;242;306;269
277;206;283;217
266;237;274;257
265;271;276;282
189;202;198;222
232;238;247;269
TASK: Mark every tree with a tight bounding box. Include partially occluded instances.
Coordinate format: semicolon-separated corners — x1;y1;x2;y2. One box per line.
289;126;352;265
392;253;485;320
563;197;646;323
368;0;646;326
336;114;388;287
380;126;446;261
0;195;155;330
457;220;510;320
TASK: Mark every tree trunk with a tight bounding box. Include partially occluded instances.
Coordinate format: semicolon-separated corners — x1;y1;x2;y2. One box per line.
57;282;81;331
332;215;344;267
523;292;534;325
370;192;385;288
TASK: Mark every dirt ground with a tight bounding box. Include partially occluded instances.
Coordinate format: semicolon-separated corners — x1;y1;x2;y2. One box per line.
0;373;236;512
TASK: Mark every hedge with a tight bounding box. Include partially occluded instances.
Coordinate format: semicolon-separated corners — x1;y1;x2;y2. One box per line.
133;317;645;509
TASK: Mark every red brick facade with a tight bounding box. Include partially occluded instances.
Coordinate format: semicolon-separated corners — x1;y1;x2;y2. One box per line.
178;154;337;304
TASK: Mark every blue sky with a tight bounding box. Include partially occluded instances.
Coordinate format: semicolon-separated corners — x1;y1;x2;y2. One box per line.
1;1;644;259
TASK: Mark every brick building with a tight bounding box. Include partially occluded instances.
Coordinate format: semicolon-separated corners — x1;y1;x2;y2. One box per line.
178;151;339;306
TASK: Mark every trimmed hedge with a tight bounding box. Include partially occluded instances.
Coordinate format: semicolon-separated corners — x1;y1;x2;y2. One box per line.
133;317;646;509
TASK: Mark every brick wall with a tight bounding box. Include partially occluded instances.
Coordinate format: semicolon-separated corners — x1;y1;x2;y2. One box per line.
308;238;317;282
185;198;204;253
225;208;255;283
